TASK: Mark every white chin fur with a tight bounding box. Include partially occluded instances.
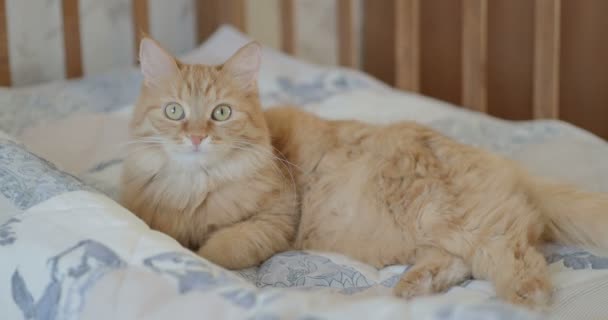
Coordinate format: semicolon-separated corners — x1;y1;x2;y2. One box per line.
167;141;222;168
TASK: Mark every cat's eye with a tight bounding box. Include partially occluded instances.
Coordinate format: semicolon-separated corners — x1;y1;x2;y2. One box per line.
164;102;185;121
211;104;232;121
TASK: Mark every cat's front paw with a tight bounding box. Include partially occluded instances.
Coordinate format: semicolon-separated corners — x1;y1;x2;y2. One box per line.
197;239;238;269
197;231;261;270
197;243;224;267
394;269;434;299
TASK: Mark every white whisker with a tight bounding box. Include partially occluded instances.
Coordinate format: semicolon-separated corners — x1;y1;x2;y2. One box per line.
231;139;304;173
227;141;299;207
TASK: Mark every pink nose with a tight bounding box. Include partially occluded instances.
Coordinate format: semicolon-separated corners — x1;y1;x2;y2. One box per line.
189;135;206;146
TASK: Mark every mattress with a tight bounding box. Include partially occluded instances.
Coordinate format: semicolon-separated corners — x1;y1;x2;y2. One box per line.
1;26;608;320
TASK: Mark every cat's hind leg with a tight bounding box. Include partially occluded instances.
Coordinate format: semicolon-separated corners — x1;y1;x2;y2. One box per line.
394;247;471;299
471;240;552;308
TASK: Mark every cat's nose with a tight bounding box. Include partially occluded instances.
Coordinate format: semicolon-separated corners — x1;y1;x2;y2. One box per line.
189;135;206;146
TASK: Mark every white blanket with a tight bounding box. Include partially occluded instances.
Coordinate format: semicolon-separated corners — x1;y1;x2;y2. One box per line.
2;26;608;319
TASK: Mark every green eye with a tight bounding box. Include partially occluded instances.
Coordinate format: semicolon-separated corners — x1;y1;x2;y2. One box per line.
164;102;185;120
212;104;232;121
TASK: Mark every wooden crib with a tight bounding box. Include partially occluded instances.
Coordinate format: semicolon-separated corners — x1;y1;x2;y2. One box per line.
0;0;606;139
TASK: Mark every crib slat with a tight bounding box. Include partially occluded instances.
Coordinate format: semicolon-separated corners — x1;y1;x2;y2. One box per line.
338;0;356;68
533;0;561;119
280;0;295;54
394;0;420;91
196;0;217;43
0;0;9;86
222;0;246;32
61;0;83;78
196;0;246;44
462;0;488;112
133;0;150;62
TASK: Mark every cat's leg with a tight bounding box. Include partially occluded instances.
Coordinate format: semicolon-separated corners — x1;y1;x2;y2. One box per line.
471;241;552;308
394;247;471;298
197;215;294;270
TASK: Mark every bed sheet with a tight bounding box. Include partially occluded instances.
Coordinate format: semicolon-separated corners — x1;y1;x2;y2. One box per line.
0;135;547;320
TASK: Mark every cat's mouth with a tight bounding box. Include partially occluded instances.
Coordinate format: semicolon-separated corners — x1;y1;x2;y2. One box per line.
167;140;228;166
178;146;208;156
172;139;213;155
165;144;209;163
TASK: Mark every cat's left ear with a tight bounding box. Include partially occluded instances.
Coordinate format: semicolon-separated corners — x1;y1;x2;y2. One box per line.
139;37;180;88
223;41;262;91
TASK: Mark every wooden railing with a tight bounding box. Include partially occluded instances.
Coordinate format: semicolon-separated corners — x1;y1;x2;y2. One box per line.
0;0;605;139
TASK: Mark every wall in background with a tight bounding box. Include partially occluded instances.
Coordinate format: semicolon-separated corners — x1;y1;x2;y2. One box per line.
4;0;344;88
5;0;196;86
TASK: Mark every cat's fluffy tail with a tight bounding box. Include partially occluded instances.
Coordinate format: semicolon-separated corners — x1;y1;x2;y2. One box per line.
525;175;608;248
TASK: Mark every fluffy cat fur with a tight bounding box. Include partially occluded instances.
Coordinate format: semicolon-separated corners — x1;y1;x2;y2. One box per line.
121;38;297;269
264;106;608;308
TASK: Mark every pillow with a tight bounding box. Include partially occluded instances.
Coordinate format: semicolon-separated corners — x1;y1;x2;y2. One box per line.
0;132;95;226
0;69;142;137
0;134;537;320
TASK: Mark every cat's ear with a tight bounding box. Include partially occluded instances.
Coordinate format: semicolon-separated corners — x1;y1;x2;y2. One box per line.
139;37;180;88
223;41;262;91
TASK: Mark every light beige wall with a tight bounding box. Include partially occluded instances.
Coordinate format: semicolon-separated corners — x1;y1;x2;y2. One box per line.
245;0;280;50
6;0;342;87
6;0;66;86
6;0;196;86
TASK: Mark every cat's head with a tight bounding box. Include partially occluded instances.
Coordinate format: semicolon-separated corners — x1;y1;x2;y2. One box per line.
130;38;270;170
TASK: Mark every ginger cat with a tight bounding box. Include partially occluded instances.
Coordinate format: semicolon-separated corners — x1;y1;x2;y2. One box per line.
121;38;297;269
264;106;608;308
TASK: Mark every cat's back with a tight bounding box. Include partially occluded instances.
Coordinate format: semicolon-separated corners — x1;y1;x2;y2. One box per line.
270;108;510;265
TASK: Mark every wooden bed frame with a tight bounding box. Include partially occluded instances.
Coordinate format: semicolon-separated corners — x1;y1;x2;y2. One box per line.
0;0;606;139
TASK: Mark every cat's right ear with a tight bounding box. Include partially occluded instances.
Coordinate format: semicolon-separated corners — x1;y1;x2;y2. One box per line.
139;38;180;88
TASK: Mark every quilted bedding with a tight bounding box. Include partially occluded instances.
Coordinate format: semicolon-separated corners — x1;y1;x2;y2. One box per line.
2;26;608;319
